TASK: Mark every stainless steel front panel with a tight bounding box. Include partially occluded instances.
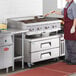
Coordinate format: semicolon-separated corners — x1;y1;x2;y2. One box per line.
0;36;13;46
0;45;13;69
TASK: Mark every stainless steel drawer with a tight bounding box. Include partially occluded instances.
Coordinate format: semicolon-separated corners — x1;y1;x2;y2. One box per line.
31;38;59;52
31;48;59;63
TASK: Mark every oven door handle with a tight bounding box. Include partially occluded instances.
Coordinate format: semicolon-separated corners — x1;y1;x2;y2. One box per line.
40;42;51;48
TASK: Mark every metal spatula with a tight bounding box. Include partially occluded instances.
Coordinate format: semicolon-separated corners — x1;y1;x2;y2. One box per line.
44;11;55;17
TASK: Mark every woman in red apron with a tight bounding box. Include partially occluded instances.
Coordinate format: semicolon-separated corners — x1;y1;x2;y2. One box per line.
45;0;76;64
63;0;76;65
64;0;76;40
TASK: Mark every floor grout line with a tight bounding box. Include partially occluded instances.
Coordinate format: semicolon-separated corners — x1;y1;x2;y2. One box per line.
40;67;71;74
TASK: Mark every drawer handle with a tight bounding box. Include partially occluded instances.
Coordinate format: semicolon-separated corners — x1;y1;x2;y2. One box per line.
61;40;64;41
41;42;51;48
40;52;51;58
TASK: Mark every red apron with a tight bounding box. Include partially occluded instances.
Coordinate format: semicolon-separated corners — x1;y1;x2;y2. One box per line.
64;0;76;40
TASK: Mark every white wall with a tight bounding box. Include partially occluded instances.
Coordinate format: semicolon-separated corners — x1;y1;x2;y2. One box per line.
57;0;76;9
43;0;63;18
57;0;66;9
9;0;43;18
0;0;43;23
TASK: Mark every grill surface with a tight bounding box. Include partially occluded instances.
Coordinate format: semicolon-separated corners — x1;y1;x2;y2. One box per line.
20;17;58;24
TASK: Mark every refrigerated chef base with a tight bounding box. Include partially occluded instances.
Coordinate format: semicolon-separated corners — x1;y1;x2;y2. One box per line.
15;35;60;67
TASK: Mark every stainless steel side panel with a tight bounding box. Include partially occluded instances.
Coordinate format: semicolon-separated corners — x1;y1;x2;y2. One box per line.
59;34;65;56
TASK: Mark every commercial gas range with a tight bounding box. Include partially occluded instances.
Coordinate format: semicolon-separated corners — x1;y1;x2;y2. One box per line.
7;16;65;67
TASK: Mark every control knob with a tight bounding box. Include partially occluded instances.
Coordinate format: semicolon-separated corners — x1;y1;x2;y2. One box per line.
52;26;54;28
45;27;47;29
37;28;39;30
29;29;32;31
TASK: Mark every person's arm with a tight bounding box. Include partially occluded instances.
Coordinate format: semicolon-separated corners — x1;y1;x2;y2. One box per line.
72;3;76;27
73;18;76;27
70;19;76;34
44;11;62;17
53;11;62;15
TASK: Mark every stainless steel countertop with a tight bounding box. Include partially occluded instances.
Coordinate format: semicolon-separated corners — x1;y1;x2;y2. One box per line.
7;28;28;34
0;29;28;35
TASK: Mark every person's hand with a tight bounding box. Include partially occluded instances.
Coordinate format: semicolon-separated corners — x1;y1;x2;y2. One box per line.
44;13;50;17
61;20;64;25
51;11;62;15
51;11;55;13
70;25;75;34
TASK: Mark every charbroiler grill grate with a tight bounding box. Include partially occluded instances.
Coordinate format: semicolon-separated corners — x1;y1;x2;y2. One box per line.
20;16;59;24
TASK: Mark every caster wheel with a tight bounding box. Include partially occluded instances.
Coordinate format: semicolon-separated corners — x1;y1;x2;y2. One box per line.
53;58;59;62
27;63;32;68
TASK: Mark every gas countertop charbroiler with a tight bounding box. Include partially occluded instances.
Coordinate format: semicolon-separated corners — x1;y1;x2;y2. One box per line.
7;16;61;35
